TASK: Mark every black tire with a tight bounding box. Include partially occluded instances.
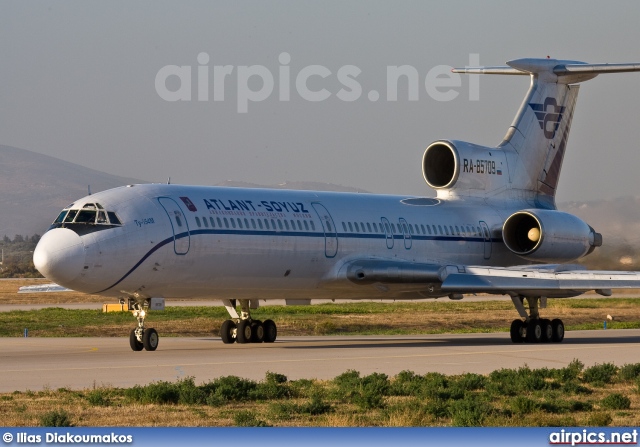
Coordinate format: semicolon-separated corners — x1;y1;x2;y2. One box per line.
142;328;159;351
526;319;542;343
263;319;277;343
129;329;143;351
510;320;524;343
541;319;553;342
237;320;252;344
220;320;236;344
251;320;265;343
551;318;565;343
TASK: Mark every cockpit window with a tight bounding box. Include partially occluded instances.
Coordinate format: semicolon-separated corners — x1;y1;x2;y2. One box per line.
75;210;96;223
64;210;78;223
48;202;123;235
54;210;68;224
107;212;121;225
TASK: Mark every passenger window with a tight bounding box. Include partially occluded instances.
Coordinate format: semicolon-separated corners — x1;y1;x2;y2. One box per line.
384;222;390;233
210;217;215;227
367;223;372;232
271;219;277;230
174;211;183;227
223;218;229;228
297;221;302;230
409;224;414;235
203;217;209;228
354;223;359;233
237;219;242;229
455;225;459;235
284;220;290;230
391;224;396;233
304;221;309;230
230;219;236;229
195;216;201;227
372;222;378;233
264;219;270;229
245;218;250;228
251;219;256;229
290;220;296;230
348;222;353;232
217;217;222;227
310;221;315;231
257;219;263;229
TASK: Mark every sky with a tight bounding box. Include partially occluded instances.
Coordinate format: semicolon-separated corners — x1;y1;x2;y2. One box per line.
1;0;640;202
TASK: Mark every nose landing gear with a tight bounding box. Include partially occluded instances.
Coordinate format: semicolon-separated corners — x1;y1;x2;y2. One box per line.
220;299;277;345
128;299;159;351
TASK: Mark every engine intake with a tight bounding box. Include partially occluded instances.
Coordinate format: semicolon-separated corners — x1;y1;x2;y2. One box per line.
423;142;458;188
502;209;602;262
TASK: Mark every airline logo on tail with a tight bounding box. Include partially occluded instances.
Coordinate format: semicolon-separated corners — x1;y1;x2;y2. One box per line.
529;97;565;139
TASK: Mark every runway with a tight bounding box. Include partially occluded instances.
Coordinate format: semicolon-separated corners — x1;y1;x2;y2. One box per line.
1;330;639;392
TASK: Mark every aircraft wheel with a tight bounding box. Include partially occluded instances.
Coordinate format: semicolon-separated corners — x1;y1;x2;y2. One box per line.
129;329;143;351
551;319;565;343
263;319;277;343
541;319;553;342
220;320;236;344
237;320;252;344
142;328;159;351
251;320;265;343
526;319;542;343
509;320;524;343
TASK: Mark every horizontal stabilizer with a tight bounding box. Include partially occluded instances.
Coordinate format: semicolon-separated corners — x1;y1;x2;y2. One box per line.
453;58;640;81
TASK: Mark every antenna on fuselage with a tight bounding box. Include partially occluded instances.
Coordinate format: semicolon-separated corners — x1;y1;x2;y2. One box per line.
88;185;92;195
167;177;171;185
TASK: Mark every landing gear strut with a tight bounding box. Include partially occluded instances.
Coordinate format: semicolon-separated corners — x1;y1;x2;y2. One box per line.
509;295;564;344
128;299;159;351
220;299;277;345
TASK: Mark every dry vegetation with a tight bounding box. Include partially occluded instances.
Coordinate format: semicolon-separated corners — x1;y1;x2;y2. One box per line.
3;363;640;427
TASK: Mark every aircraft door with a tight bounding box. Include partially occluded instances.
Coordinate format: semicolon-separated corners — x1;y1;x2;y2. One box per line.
311;203;338;258
398;218;412;249
158;197;190;255
381;217;394;249
479;221;491;260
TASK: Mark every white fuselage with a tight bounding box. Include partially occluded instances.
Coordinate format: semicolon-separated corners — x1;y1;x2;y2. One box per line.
34;183;529;301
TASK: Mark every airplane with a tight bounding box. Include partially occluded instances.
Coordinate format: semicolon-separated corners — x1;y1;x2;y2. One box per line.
33;57;640;352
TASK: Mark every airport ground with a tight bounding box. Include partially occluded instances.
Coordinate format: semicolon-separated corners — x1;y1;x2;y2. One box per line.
2;279;640;426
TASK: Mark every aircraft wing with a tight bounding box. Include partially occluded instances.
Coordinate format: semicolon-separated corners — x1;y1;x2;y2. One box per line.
344;260;640;298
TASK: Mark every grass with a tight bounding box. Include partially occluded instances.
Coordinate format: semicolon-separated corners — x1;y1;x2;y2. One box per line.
2;297;640;337
5;362;640;427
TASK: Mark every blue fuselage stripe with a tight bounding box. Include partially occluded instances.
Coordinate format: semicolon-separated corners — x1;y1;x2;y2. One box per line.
94;229;497;293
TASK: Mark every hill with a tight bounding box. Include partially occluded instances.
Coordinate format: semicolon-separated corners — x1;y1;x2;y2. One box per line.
0;145;144;237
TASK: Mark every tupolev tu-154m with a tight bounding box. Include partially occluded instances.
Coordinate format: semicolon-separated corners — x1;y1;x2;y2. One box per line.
33;57;640;351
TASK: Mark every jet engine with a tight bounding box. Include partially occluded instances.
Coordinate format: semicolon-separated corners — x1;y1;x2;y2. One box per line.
502;209;602;263
422;140;508;194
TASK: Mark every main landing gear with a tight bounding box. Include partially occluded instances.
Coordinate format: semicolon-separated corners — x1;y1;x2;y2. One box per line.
219;299;277;345
128;299;159;352
509;295;565;343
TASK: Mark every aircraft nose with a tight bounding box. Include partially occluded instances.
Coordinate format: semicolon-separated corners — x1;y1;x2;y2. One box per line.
33;228;85;287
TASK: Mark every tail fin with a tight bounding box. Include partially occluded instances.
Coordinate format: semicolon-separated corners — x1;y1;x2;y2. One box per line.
454;58;640;208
